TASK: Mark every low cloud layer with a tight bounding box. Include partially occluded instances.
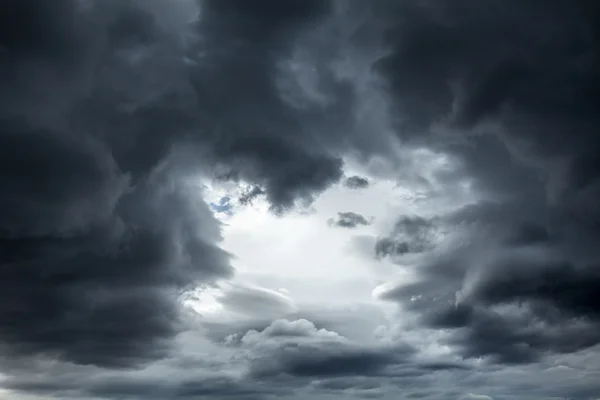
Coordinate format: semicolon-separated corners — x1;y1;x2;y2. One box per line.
1;0;599;399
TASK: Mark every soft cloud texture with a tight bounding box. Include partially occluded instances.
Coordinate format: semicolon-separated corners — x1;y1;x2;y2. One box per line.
328;211;372;228
1;1;599;399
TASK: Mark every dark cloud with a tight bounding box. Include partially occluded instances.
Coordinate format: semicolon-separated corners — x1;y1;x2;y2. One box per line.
375;216;439;258
328;212;372;229
279;349;396;378
0;147;233;367
366;0;600;373
187;0;357;211
372;0;600;207
0;0;368;372
344;175;370;189
3;0;600;399
377;201;600;364
460;260;600;319
238;185;266;205
1;361;282;400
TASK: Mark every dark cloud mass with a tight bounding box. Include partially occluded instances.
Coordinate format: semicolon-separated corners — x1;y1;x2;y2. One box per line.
2;0;600;399
0;0;349;370
367;0;600;375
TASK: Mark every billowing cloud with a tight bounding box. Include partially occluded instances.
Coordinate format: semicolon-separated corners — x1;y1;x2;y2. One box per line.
2;0;600;399
376;201;600;364
375;215;440;258
0;0;372;370
363;0;600;374
229;319;415;379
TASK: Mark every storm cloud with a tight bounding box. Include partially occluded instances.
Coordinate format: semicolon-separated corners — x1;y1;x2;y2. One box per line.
0;0;358;369
2;0;600;399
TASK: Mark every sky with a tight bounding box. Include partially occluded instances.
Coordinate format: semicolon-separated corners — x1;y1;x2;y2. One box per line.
1;0;600;399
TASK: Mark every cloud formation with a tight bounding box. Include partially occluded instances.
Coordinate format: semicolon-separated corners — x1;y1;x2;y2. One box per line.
375;216;439;257
2;0;600;399
344;175;370;190
357;0;600;375
0;0;364;370
328;212;372;229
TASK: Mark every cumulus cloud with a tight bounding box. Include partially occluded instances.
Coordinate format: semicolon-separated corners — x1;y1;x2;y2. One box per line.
230;319;415;379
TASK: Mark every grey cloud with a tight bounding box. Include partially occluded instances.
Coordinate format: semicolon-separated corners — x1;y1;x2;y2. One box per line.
2;362;280;400
0;120;128;237
328;212;372;228
459;259;600;320
377;201;600;364
504;222;552;247
0;0;96;117
3;0;600;399
3;325;598;400
0;159;233;368
0;0;383;372
238;185;266;205
292;303;389;343
178;284;298;346
0;0;237;367
460;395;493;400
279;350;396;379
344;175;370;189
374;0;600;204
235;319;415;379
311;377;383;392
370;0;600;360
375;216;439;258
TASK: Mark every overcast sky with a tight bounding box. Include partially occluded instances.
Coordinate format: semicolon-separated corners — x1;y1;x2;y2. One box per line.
1;1;600;399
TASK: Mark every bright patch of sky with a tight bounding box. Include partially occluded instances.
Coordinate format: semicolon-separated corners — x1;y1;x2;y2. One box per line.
192;151;477;345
